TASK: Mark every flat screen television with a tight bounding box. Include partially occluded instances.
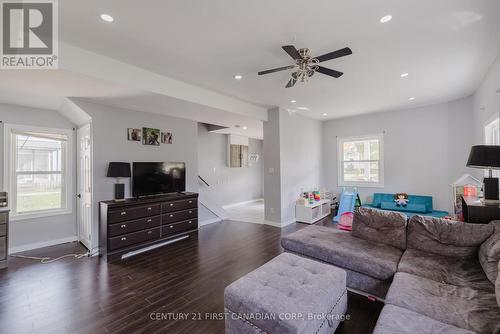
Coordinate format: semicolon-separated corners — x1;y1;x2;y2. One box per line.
132;162;186;197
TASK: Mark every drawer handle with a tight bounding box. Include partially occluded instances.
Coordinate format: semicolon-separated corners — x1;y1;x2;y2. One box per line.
189;201;193;204
120;224;127;228
188;221;192;224
188;211;192;214
169;225;174;229
121;237;127;241
147;231;153;234
147;207;152;211
147;219;152;223
120;212;127;216
169;214;174;218
169;203;174;207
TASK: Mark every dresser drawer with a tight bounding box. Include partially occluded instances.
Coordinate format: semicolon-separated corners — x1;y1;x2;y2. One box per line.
162;208;197;224
109;204;161;223
109;227;160;251
108;215;160;237
0;213;7;224
0;237;6;260
0;224;6;237
162;198;197;213
162;219;197;237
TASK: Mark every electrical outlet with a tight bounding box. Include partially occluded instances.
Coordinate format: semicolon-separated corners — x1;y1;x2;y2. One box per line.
268;167;275;174
270;207;275;214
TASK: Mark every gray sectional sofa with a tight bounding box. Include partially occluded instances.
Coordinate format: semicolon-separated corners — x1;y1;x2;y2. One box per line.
281;207;500;333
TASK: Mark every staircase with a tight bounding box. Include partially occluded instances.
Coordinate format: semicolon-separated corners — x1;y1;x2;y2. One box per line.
198;176;229;226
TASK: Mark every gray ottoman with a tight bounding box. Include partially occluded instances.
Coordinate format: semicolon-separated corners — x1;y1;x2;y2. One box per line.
224;253;347;334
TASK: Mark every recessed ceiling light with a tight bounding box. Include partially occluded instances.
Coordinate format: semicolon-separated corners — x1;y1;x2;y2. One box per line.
242;126;248;130
400;73;409;78
100;14;114;22
380;15;393;23
234;74;243;80
297;107;310;111
409;97;415;101
322;113;328;116
290;100;297;103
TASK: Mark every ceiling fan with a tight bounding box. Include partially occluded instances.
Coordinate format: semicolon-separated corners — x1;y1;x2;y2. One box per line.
258;45;352;88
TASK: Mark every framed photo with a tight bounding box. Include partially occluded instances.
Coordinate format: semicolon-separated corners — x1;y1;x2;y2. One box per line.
161;132;173;144
142;127;160;146
127;128;142;141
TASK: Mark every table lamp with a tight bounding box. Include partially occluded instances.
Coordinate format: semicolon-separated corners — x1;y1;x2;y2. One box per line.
466;145;500;201
107;162;131;201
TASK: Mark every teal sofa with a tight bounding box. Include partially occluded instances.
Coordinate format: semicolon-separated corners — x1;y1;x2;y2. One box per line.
363;193;449;218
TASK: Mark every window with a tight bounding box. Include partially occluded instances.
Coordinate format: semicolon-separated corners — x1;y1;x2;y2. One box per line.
484;117;500;177
485;117;499;145
3;124;73;220
338;134;384;187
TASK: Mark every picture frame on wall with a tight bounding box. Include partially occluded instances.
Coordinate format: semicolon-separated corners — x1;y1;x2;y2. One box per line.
161;132;173;144
142;127;160;146
127;128;142;141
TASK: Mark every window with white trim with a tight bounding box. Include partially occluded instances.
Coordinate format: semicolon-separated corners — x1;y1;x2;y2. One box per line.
484;117;499;177
4;124;73;220
338;134;384;187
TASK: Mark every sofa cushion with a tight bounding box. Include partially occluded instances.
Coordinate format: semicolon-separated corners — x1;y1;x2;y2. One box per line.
386;272;500;333
352;207;407;250
380;201;428;213
373;305;476;334
479;220;500;284
281;225;403;280
408;215;494;258
497;261;500;308
398;248;494;292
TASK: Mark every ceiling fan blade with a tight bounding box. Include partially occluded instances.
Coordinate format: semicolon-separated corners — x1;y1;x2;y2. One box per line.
316;66;343;78
316;47;352;63
258;65;295;76
282;45;302;60
285;77;297;88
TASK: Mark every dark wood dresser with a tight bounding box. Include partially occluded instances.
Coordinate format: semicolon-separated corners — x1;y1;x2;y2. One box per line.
99;192;198;262
462;196;500;224
0;208;9;269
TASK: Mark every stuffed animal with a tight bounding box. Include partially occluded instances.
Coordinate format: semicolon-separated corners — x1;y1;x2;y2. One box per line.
394;193;409;207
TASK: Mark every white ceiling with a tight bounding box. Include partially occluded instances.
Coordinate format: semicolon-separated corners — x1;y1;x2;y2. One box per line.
58;0;500;119
0;70;264;138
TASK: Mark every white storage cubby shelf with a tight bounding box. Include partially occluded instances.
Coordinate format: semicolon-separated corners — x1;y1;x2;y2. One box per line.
296;199;331;224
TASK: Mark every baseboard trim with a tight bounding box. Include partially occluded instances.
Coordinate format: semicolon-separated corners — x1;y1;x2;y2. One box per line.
282;218;296;227
199;217;223;227
9;236;78;254
264;219;296;228
222;198;263;209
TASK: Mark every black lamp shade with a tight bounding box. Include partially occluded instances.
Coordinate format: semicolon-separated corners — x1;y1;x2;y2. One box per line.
466;146;500;169
107;162;131;178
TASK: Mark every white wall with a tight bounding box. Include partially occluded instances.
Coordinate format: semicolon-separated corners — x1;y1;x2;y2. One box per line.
197;124;263;207
263;108;322;226
0;103;77;252
279;110;322;224
473;54;500;145
72;100;198;251
322;97;474;212
263;108;282;224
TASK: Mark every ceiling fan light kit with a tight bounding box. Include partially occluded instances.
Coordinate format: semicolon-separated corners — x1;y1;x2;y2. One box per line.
258;45;352;88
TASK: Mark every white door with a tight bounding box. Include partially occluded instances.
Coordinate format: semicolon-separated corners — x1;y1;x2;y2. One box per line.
77;123;92;250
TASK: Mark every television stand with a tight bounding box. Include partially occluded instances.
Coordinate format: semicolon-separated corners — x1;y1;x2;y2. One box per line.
99;192;198;262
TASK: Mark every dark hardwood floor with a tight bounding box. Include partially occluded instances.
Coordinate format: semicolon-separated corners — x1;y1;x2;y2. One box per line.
0;218;382;334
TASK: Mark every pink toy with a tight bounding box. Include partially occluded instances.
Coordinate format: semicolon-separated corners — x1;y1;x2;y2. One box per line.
338;212;354;231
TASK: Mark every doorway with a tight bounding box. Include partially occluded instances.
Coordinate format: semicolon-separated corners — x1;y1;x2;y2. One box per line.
77;123;93;250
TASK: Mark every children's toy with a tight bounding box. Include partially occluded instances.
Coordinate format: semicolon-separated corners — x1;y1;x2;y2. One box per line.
334;188;358;227
338;212;354;231
394;193;409;207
